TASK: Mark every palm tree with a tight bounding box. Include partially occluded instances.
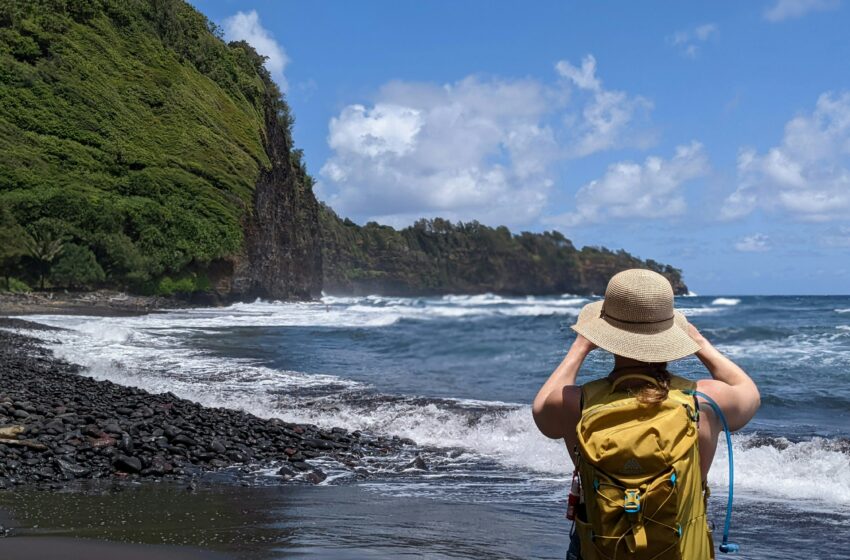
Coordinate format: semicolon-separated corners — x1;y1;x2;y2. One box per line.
22;229;65;290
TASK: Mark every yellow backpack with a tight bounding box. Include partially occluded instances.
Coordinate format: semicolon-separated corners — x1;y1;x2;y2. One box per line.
573;373;715;560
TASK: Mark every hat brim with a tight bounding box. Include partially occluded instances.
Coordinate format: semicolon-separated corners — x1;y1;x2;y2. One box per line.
571;300;700;362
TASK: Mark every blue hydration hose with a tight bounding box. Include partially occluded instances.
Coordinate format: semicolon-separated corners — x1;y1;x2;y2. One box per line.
684;389;740;554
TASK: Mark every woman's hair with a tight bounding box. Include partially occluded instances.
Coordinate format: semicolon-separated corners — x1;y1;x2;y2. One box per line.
635;363;671;405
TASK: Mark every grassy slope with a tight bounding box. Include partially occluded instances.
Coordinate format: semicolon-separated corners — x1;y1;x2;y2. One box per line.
0;0;271;289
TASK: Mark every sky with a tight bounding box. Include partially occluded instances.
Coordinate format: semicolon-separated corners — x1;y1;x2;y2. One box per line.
192;0;850;295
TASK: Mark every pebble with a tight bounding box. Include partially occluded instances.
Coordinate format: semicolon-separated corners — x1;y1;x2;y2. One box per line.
0;321;402;486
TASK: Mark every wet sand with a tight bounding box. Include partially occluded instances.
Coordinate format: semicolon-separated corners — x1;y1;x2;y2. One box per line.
0;538;230;560
0;480;568;559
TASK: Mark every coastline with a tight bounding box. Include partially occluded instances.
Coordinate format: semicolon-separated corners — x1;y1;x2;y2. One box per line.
0;315;408;557
0;291;225;317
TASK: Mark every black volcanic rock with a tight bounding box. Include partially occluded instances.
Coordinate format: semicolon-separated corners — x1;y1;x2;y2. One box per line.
0;321;399;487
230;75;322;301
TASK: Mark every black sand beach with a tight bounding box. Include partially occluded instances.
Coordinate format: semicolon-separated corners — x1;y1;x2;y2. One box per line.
0;316;410;558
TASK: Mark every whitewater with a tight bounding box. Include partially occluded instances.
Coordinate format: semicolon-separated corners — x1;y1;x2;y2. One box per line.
13;294;850;520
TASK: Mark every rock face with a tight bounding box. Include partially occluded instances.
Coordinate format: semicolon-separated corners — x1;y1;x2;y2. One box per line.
229;83;323;301
320;210;690;296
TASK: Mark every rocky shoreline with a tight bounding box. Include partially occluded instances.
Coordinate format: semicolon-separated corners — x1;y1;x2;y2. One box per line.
0;318;406;488
0;291;225;317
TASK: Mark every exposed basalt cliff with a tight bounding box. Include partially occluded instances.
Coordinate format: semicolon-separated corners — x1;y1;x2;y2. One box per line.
320;207;688;296
229;69;322;300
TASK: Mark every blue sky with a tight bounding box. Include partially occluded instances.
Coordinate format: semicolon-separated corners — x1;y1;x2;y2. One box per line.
193;0;850;295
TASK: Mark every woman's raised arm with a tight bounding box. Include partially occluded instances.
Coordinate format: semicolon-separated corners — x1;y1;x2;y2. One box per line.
532;335;595;439
690;324;761;432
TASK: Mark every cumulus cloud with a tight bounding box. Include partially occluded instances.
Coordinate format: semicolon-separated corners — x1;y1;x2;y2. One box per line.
722;92;850;221
222;10;289;90
556;55;653;156
669;23;718;58
545;142;709;227
735;233;771;252
763;0;840;21
320;57;651;227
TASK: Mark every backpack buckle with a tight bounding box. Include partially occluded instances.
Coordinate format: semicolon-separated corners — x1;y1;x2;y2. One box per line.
624;489;641;514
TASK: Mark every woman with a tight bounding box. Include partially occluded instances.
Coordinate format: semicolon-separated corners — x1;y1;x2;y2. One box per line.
533;269;760;559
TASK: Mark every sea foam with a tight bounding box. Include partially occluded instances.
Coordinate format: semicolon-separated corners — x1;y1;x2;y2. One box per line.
10;296;850;511
711;297;741;306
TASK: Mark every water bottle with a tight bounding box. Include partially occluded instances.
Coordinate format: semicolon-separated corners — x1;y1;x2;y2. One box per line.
566;470;581;520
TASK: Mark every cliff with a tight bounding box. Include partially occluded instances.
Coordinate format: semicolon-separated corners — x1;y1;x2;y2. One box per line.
227;47;322;300
0;0;321;300
320;207;688;296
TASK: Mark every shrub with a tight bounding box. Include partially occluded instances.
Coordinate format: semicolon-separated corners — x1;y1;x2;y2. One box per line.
1;277;31;292
49;243;105;289
155;273;211;295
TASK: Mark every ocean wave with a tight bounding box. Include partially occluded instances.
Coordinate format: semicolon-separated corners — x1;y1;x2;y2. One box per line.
678;307;723;316
33;295;587;331
709;434;850;506
717;332;850;367
836;308;850;314
711;297;741;306
13;303;850;511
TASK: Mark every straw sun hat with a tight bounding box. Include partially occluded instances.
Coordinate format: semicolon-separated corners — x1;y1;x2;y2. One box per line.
571;269;700;362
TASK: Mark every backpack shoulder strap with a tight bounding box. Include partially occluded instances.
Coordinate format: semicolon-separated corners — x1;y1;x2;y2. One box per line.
668;373;697;392
580;377;613;410
666;374;699;413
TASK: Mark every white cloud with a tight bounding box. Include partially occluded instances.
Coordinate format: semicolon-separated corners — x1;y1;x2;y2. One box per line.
545;142;709;227
735;233;771;252
555;55;601;91
722;92;850;221
556;55;653;156
320;57;652;227
669;23;718;58
222;10;289;90
763;0;840;21
327;104;423;159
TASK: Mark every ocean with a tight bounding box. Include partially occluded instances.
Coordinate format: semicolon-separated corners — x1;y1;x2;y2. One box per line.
17;294;850;558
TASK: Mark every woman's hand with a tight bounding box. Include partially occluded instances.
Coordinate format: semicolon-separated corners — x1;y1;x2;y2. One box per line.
687;323;711;354
570;334;597;357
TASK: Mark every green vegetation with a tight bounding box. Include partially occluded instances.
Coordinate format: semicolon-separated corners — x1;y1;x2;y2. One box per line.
0;207;26;289
320;207;686;296
49;243;105;289
0;0;687;298
0;0;283;291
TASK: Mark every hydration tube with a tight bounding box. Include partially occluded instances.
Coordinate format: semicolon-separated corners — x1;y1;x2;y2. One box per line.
684;389;740;554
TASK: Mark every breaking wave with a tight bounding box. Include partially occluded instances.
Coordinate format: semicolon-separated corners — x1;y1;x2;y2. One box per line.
8;293;850;511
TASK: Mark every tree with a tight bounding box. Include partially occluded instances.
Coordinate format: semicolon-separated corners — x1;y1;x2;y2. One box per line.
49;244;105;289
0;208;26;290
22;228;66;290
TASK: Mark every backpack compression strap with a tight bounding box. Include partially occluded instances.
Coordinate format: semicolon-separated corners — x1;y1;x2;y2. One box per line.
684;389;740;554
